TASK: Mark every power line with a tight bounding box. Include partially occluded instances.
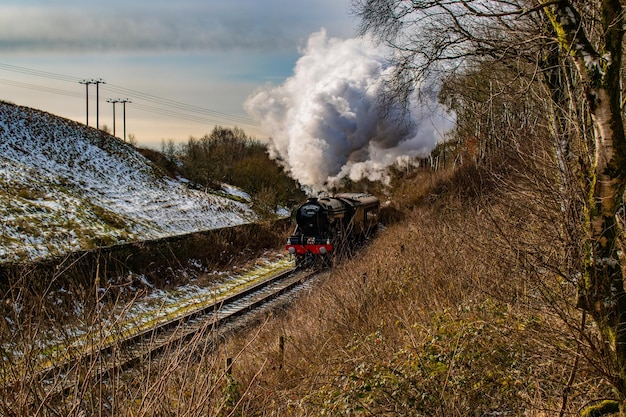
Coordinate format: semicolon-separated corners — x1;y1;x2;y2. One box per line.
0;74;261;132
0;78;83;99
0;77;225;125
0;62;262;134
130;101;257;128
0;62;80;83
104;83;259;126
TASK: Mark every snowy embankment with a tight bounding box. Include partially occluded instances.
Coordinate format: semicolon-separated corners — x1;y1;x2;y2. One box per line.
0;101;257;262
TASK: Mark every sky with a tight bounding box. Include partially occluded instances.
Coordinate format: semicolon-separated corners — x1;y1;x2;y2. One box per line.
0;0;358;149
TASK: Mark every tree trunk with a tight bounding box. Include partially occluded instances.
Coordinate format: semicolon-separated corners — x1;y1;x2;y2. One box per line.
543;0;626;404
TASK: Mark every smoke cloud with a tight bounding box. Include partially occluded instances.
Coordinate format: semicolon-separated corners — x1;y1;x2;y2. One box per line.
244;29;455;193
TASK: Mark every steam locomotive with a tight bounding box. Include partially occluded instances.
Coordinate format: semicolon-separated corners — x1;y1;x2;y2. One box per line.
286;193;380;267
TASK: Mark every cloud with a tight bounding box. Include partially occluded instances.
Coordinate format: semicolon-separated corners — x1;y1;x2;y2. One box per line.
0;0;355;53
244;30;455;193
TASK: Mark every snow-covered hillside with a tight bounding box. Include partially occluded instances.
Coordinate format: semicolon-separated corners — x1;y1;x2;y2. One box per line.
0;101;256;262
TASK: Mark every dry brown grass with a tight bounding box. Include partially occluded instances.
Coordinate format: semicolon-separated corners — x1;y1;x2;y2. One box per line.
193;151;610;416
1;141;614;416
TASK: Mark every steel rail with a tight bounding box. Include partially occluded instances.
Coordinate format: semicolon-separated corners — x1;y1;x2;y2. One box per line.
6;266;319;407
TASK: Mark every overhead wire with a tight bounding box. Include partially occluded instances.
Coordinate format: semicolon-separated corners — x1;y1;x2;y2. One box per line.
131;101;246;126
104;83;259;126
0;78;83;99
0;62;80;83
0;62;262;133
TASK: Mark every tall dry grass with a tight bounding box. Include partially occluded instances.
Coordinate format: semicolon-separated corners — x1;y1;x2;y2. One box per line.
0;135;613;415
0;261;244;417
198;144;610;415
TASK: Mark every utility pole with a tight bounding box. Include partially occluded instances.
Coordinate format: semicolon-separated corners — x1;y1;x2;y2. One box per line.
106;98;131;140
106;98;119;136
94;78;105;130
79;79;92;126
120;98;131;142
78;78;105;129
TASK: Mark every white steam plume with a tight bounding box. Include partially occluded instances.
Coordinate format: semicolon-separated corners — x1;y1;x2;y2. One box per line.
244;29;455;193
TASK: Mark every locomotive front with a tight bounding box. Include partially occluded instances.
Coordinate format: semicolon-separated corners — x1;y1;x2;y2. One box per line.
285;197;345;264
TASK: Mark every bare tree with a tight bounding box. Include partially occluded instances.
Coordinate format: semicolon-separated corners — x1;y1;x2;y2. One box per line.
354;0;626;414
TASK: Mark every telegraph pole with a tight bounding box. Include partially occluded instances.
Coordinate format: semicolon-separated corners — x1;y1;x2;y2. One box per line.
94;78;105;130
78;78;105;129
79;79;92;126
120;98;131;142
106;98;119;136
107;98;131;140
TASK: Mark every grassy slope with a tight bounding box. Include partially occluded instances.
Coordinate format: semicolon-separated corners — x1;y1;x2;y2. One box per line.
205;154;609;415
1;140;612;416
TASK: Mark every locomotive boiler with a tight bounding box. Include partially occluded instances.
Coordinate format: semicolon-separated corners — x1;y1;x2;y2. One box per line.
285;193;380;267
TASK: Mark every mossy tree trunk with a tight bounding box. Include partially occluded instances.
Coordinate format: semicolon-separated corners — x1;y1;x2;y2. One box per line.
542;0;626;412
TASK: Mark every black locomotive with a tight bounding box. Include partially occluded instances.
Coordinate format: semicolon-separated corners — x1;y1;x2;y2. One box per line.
286;193;380;267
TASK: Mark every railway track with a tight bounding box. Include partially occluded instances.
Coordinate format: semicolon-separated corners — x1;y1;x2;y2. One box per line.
6;264;319;404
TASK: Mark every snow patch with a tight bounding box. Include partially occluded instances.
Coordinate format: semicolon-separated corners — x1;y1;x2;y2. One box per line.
0;102;258;262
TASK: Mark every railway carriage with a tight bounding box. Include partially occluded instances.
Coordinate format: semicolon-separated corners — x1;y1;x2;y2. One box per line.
286;192;380;267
